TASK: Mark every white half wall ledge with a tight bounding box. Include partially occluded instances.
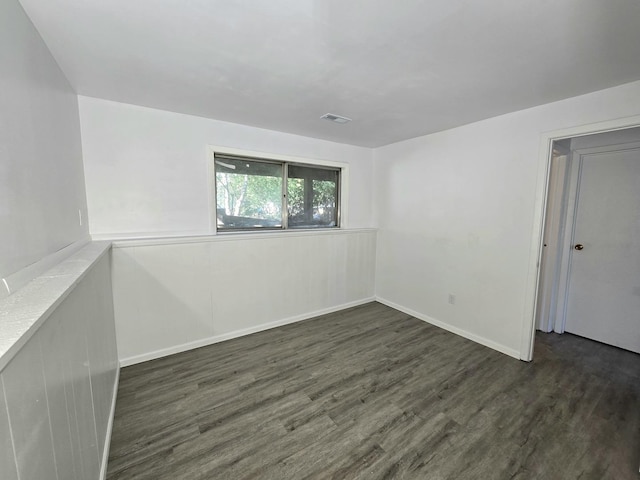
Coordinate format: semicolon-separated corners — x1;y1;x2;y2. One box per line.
119;297;376;367
0;241;111;371
0;243;119;480
0;236;90;300
375;296;522;361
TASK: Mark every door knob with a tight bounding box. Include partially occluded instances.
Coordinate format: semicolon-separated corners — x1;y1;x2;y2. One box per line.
574;244;584;251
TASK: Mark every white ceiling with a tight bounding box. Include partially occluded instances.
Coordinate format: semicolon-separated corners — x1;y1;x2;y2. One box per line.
19;0;640;147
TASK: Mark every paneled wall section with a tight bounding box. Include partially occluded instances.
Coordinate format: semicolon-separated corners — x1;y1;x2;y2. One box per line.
112;230;376;365
0;253;118;480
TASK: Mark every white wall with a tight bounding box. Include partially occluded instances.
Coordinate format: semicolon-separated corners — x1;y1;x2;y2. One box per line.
112;230;376;365
374;80;640;358
0;249;118;480
0;0;88;282
0;5;116;479
78;96;375;237
77;57;640;364
78;96;377;366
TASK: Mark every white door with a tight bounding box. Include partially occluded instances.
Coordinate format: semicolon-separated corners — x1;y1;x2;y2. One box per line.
564;146;640;353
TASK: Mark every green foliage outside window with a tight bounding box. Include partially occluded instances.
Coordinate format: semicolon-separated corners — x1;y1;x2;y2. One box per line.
215;155;339;230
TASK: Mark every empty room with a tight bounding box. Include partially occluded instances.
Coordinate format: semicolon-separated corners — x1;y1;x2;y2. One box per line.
2;0;640;479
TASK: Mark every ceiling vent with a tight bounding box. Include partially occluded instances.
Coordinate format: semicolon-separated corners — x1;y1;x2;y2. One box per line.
320;113;352;124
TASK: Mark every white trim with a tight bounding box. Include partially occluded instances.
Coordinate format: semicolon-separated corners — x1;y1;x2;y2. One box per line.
99;367;120;480
552;150;582;334
92;230;216;241
535;149;570;332
107;228;376;248
0;236;91;301
208;144;350;230
206;145;217;235
521;114;640;361
376;296;521;360
1;376;19;478
208;144;349;170
119;297;376;367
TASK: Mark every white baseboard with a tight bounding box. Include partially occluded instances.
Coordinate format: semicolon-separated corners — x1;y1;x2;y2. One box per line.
375;296;521;360
120;297;376;367
99;366;120;480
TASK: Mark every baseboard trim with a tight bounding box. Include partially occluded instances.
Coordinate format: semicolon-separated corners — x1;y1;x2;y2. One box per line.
119;297;376;367
375;296;521;360
99;366;120;480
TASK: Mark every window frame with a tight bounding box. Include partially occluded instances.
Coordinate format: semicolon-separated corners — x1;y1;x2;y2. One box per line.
208;146;348;234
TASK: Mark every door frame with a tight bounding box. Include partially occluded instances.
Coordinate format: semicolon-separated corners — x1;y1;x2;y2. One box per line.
550;147;581;334
519;115;640;361
535;143;570;333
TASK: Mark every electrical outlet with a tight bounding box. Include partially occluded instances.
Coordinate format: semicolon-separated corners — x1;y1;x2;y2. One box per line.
78;209;83;226
448;294;456;305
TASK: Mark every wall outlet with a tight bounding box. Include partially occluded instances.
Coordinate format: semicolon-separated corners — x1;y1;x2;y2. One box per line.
448;294;456;305
78;209;83;226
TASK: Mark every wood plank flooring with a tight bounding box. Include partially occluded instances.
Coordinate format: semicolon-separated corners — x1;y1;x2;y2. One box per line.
107;302;640;479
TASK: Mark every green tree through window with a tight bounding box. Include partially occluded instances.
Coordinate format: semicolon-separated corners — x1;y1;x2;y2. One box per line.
215;155;339;230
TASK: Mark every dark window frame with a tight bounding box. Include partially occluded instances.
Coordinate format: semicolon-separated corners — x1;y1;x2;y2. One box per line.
213;152;341;232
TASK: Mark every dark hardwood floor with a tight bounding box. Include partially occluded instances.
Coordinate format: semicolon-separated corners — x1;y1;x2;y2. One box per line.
107;302;640;479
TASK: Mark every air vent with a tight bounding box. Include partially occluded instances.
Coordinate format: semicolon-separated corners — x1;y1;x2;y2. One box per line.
320;113;352;124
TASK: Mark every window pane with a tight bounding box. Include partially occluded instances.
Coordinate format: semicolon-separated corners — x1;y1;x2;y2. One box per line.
287;165;338;228
215;156;283;229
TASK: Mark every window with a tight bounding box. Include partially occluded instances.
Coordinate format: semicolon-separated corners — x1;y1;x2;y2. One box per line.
214;153;340;231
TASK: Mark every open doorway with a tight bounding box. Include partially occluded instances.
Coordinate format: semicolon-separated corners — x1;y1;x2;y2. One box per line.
534;126;640;354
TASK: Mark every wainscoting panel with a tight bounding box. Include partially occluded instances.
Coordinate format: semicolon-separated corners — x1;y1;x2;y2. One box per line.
0;245;118;480
112;230;377;365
